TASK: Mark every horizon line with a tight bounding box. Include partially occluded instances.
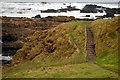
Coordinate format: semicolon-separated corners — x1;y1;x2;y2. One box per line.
1;1;119;3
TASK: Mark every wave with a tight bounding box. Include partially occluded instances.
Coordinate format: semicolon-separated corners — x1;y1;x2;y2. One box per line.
0;2;119;19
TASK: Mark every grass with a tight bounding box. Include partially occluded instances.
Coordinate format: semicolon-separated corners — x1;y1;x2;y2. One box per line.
3;63;118;78
91;17;119;73
3;21;91;78
11;21;91;66
2;18;119;78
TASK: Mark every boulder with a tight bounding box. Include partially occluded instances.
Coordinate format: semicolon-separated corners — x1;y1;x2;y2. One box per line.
105;8;115;17
80;4;98;13
33;14;41;18
85;15;90;17
41;2;47;4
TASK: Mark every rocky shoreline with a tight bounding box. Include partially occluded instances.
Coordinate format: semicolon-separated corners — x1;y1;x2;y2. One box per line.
35;4;120;19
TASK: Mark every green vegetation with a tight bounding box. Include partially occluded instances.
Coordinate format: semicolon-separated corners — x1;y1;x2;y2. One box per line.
12;21;91;66
91;17;119;73
3;63;117;78
3;17;119;78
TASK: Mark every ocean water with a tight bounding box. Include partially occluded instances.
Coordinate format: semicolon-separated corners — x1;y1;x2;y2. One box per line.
0;2;119;19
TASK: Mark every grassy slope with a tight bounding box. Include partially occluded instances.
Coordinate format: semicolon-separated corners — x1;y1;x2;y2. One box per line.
3;19;119;78
91;17;119;73
11;21;90;66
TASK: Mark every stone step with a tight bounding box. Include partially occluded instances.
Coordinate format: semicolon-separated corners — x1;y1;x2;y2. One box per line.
85;25;95;63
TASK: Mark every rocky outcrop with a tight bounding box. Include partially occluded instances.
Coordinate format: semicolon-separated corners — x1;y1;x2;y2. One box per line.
104;8;120;17
41;9;58;13
116;8;120;14
63;5;80;11
41;5;80;13
58;5;80;12
80;4;98;13
33;14;41;18
58;9;67;12
41;2;47;4
81;4;120;18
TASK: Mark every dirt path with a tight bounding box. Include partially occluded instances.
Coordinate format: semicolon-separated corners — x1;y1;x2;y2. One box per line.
85;25;95;63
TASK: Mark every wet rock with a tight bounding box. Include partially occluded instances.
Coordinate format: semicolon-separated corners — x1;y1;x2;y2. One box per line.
58;9;67;12
59;5;80;12
63;3;66;5
41;9;58;13
81;4;120;18
34;14;41;18
2;34;18;42
80;4;98;13
41;2;47;4
104;8;115;17
17;11;23;14
116;8;120;14
1;60;11;64
66;5;80;11
41;5;80;13
85;15;90;17
27;8;31;10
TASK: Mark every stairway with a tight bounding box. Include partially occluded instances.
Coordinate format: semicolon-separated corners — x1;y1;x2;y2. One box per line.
85;25;96;63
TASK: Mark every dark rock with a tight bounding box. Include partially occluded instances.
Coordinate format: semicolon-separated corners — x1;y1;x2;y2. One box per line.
58;5;80;12
66;5;80;11
45;16;54;18
80;4;98;13
1;60;11;64
28;8;31;10
81;4;120;18
116;8;120;14
104;8;115;17
80;4;106;13
41;5;80;13
41;9;58;13
34;14;41;18
85;15;90;17
63;3;66;5
2;34;18;42
98;10;103;13
58;9;67;12
17;11;23;14
97;6;102;8
41;2;47;4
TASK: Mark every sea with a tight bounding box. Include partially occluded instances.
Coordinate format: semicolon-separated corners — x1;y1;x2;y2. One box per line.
0;2;119;19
